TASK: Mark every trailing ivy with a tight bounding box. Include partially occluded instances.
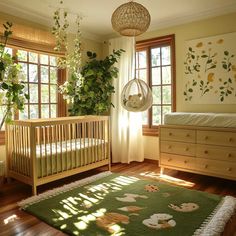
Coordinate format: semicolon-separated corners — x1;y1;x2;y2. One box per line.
0;22;29;130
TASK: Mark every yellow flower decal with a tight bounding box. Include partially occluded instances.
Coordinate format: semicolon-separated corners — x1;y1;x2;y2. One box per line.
196;42;203;48
217;39;224;44
207;73;214;82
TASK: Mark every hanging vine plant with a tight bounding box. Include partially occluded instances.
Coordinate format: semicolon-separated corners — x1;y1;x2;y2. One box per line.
0;22;29;130
52;1;124;115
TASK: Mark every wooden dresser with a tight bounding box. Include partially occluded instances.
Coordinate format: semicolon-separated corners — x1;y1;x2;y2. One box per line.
159;125;236;180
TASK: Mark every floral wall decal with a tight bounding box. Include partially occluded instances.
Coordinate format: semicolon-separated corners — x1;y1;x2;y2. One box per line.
183;32;236;104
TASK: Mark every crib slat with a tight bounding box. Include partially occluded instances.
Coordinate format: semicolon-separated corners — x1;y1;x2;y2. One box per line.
59;124;63;172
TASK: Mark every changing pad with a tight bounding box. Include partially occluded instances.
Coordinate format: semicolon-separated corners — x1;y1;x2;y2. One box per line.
164;112;236;128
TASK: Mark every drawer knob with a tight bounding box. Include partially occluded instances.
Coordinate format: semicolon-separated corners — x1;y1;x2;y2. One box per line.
169;132;172;136
184;160;188;164
228;153;232;158
204;164;208;169
204;150;208;154
205;136;208;140
185;147;189;151
229;138;233;142
168;158;172;162
227;167;232;172
168;145;172;149
186;134;190;137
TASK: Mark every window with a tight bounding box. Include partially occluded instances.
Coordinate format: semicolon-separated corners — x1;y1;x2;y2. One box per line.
17;49;59;119
0;47;66;144
136;34;176;136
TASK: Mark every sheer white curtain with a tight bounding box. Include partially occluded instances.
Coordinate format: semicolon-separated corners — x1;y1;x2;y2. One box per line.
109;37;144;163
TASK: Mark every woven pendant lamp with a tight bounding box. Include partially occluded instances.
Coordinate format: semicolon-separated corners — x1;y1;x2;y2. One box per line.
111;1;151;36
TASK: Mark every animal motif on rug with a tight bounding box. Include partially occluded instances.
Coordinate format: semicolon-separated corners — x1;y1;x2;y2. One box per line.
116;193;148;202
118;206;144;212
144;184;159;192
168;202;199;212
143;213;176;229
96;212;129;233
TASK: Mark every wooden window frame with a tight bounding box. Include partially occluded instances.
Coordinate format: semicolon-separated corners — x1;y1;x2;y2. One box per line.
0;43;66;145
136;34;176;136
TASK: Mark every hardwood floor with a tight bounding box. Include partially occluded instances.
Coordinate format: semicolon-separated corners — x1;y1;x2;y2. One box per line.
0;161;236;236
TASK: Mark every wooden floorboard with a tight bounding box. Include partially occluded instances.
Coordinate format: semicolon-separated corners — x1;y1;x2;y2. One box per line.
0;161;236;236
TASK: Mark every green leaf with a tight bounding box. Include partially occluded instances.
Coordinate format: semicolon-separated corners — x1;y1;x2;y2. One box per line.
224;51;229;56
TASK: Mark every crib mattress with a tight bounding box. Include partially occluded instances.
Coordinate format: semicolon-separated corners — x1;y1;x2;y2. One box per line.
164;112;236;128
12;138;108;178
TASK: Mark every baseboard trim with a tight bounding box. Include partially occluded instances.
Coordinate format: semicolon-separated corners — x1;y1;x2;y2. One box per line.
144;158;159;164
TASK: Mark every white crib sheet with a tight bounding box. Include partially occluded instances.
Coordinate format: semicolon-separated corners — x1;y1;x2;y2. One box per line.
164;112;236;128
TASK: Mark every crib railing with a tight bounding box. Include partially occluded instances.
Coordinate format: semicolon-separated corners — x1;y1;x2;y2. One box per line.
6;116;110;194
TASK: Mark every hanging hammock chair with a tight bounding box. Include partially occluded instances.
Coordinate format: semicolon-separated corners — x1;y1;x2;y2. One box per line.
121;78;153;112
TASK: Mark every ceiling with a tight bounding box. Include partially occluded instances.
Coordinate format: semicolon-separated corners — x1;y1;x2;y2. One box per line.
0;0;236;41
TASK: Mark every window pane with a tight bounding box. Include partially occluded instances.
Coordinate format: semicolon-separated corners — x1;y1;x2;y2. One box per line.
142;111;148;125
41;85;49;103
50;85;57;103
19;105;29;120
152;67;161;85
40;54;49;64
5;47;12;55
50;68;57;84
17;50;27;61
50;56;57;66
51;104;57;118
138;51;146;68
162;105;171;123
29;105;39;119
139;69;147;82
29;64;38;82
41;66;49;83
152;86;161;104
29;52;38;63
23;83;29;102
41;105;49;118
19;62;28;79
161;46;171;65
152;106;161;125
162;66;171;84
29;84;38;103
0;106;6;130
162;85;171;104
151;48;160;66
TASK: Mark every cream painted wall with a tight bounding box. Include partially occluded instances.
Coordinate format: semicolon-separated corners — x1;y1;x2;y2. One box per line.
137;12;236;160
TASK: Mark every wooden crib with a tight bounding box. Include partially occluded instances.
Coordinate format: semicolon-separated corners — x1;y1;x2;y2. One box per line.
5;116;110;195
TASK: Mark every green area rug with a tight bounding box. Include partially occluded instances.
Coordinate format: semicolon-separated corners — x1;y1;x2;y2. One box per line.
19;172;236;236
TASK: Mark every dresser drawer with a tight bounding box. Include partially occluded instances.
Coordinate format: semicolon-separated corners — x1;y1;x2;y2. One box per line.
160;153;196;170
196;144;236;162
197;130;236;147
195;158;236;178
161;141;195;156
160;128;195;143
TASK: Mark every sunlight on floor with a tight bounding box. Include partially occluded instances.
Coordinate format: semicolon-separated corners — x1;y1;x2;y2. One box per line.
4;214;18;224
140;171;195;187
51;175;137;234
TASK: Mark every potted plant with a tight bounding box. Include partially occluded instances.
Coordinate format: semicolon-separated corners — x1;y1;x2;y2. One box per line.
0;22;29;130
60;50;124;115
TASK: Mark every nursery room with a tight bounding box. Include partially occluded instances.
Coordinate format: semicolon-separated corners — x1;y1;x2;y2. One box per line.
0;0;236;235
